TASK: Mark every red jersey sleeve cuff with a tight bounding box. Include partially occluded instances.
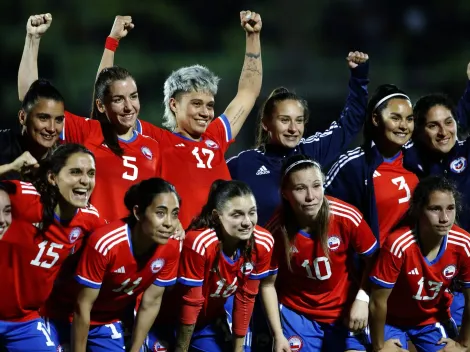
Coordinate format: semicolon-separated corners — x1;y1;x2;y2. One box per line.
180;286;204;325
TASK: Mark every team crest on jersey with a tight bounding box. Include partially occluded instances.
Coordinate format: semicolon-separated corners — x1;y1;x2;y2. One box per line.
153;342;168;352
443;264;457;279
241;262;254;275
141;146;153;160
450;157;467;174
69;227;82;243
150;258;165;273
288;336;303;351
327;235;341;251
204;139;219;149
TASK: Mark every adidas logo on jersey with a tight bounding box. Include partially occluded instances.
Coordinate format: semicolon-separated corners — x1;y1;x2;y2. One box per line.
373;170;381;178
175;143;185;147
113;266;126;274
290;245;299;253
256;165;270;175
408;268;419;275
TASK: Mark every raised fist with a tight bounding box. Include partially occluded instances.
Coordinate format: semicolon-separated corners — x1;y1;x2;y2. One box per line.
240;11;262;34
27;13;52;39
109;16;134;41
10;151;39;173
346;51;369;69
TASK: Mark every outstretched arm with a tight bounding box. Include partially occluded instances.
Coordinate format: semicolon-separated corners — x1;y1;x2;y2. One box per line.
18;13;52;101
96;15;134;80
223;10;263;139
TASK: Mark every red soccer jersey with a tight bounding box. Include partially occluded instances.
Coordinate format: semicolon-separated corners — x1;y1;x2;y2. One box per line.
0;181;102;322
138;116;233;228
370;225;470;327
373;152;419;245
177;226;273;333
266;196;378;324
61;112;161;222
46;220;180;325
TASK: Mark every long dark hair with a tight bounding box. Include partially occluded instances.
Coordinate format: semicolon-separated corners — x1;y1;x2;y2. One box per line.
364;84;409;146
255;87;309;148
188;180;256;281
124;178;181;228
280;154;330;271
392;176;462;232
92;66;135;157
22;79;65;115
33;143;95;229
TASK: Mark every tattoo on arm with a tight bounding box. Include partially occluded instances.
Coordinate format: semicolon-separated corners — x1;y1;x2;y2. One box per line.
176;323;196;351
230;106;246;126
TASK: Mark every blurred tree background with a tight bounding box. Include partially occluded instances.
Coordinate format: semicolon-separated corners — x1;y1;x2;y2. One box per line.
1;0;470;157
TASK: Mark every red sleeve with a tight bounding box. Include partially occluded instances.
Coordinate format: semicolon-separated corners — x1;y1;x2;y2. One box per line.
177;239;206;287
61;111;98;144
250;227;275;280
74;234;109;289
232;279;259;336
369;239;404;289
269;234;282;276
205;115;233;154
153;239;181;287
138;120;165;142
458;250;470;289
4;180;43;221
351;218;378;257
179;285;205;325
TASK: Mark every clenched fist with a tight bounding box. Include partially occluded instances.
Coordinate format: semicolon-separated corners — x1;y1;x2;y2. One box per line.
109;16;134;41
240;10;262;34
27;13;52;39
346;51;369;69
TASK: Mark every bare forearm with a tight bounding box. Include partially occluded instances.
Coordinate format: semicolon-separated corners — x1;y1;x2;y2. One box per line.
72;310;91;352
0;163;16;177
260;284;283;338
458;305;470;348
18;35;41;101
175;323;195;352
233;335;245;352
369;299;387;351
238;33;262;94
96;48;115;80
129;303;161;352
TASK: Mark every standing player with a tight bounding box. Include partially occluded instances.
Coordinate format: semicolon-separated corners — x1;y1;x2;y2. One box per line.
42;178;181;352
0;79;64;180
325;84;417;246
369;176;470;352
17;15;161;222
262;155;378;352
147;180;273;352
227;51;369;226
0;143;102;351
18;10;263;228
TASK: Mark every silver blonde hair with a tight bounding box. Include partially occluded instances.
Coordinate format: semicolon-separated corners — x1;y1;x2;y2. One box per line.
163;65;220;131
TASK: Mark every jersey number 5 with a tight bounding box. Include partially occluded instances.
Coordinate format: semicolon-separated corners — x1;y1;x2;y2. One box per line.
192;147;215;169
122;156;139;181
30;241;63;269
391;176;411;204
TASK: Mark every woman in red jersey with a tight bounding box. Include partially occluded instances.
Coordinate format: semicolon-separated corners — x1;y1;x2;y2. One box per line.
0;143;102;351
42;177;181;352
370;176;470;352
18;10;263;227
262;154;378;352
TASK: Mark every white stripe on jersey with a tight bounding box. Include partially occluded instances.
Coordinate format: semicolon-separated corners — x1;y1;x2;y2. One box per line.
253;228;274;249
448;229;470;257
329;200;362;223
324;147;365;188
95;225;128;255
80;207;100;218
192;229;218;256
389;230;415;258
19;181;40;195
330;210;360;227
300;121;338;144
218;116;231;143
359;240;378;255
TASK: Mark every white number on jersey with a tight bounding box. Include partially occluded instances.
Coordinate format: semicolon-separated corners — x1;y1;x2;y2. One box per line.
122;156;139;181
210;277;238;298
192;147;215;169
105;324;123;339
412;277;443;301
302;257;332;281
30;241;63;269
112;277;143;295
391;176;411;204
36;321;55;347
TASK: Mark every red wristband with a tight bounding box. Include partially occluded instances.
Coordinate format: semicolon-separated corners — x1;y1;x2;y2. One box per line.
105;36;119;52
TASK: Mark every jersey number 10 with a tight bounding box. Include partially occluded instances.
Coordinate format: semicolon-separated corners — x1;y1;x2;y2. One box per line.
302;257;332;280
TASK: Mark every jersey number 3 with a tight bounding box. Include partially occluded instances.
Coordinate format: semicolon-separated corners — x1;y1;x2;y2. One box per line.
391;176;411;204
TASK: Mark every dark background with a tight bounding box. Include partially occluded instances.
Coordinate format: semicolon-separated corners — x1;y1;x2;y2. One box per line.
2;0;470;157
